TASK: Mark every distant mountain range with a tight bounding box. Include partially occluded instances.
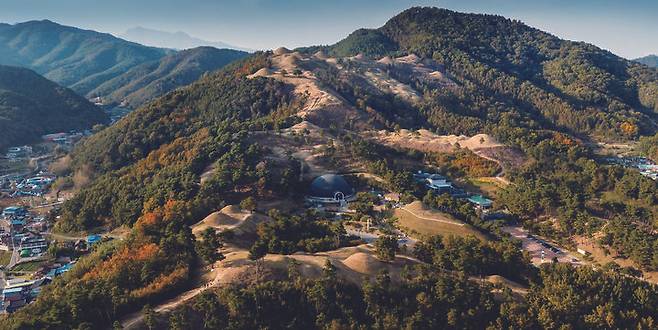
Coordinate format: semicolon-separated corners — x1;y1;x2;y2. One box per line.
0;65;108;150
0;20;168;96
635;55;658;68
120;26;253;52
0;20;248;107
89;46;248;108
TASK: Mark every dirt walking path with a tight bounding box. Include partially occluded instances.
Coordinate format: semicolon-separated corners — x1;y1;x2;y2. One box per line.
398;206;465;226
121;267;223;329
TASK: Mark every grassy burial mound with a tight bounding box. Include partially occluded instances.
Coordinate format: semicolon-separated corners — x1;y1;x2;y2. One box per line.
191;205;266;237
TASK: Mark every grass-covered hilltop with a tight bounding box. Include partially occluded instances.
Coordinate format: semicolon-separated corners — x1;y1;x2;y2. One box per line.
3;7;658;330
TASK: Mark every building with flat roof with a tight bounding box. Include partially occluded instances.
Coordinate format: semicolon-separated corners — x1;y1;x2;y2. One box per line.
467;195;493;209
87;234;102;245
2;206;27;218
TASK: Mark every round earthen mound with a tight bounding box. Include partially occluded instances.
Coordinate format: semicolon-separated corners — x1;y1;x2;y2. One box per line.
273;47;291;56
377;56;394;65
313;50;328;59
251;67;272;77
342;252;385;274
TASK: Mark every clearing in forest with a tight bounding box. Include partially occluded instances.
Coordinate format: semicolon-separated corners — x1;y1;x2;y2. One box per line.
395;201;488;241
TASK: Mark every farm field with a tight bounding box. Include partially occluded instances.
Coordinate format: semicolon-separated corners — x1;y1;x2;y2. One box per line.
0;250;11;266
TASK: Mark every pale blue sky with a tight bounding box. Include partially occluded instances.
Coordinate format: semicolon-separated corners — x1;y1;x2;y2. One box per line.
1;0;656;58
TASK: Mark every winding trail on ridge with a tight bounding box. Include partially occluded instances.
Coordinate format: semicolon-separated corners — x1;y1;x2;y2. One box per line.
120;265;225;329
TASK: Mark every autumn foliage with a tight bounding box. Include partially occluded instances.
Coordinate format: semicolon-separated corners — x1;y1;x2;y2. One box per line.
436;149;501;178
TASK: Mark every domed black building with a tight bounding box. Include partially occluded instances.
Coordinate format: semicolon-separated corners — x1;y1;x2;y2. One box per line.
307;174;354;203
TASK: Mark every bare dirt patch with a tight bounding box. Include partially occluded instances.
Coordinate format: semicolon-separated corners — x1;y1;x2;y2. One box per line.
372;129;502;153
370;129;525;172
247;51;365;129
572;235;658;283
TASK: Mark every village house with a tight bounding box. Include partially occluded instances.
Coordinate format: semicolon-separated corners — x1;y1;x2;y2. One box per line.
2;206;27;219
467;194;493;209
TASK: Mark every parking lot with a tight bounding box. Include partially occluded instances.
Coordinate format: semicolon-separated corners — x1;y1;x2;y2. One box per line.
503;226;581;265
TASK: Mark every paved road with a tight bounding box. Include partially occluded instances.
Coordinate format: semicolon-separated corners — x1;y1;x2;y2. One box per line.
7;244;19;269
346;229;378;243
346;227;416;246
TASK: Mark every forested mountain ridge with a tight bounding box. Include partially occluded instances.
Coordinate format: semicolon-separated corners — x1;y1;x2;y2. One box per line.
0;65;108;150
5;7;658;330
635;55;658;68
311;7;658;141
0;20;169;96
88;46;249;108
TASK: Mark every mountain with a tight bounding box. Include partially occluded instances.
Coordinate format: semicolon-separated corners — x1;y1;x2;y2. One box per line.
88;46;249;108
120;26;252;52
0;20;169;96
635;55;658;68
6;8;658;330
308;7;658;140
0;65;108;150
59;6;658;234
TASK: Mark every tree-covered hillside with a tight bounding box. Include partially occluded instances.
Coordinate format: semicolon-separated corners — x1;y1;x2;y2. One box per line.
0;65;108;150
317;7;658;141
1;54;304;329
5;7;658;330
60;53;294;230
88;47;248;108
635;55;658;68
0;20;168;95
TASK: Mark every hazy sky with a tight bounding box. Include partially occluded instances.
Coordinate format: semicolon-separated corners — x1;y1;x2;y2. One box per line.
1;0;656;59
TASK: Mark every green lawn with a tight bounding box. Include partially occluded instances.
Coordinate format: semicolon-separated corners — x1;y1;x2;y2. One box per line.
11;260;46;272
462;177;502;197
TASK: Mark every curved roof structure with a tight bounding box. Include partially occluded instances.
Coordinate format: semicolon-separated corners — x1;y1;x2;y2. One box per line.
308;174;353;199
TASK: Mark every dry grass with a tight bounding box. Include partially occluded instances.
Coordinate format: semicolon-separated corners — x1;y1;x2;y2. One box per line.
0;250;11;266
395;201;488;241
463;177;506;196
191;205;265;237
572;235;658;283
248;51;363;129
48;155;72;175
373;129;503;154
210;244;422;287
72;164;94;188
